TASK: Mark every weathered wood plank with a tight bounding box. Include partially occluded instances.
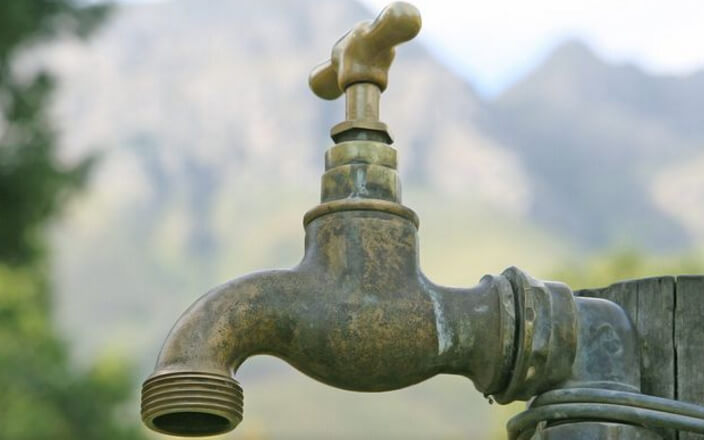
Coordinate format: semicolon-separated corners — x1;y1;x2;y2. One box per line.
637;277;677;440
676;275;704;440
635;277;676;400
578;279;638;319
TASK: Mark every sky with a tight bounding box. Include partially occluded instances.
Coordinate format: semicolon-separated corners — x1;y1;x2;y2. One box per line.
116;0;704;97
361;0;704;96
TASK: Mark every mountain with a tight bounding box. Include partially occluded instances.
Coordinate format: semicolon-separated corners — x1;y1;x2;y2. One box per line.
491;40;704;250
38;3;704;262
39;0;529;210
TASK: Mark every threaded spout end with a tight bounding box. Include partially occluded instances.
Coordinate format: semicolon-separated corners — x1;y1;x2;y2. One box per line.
141;371;243;437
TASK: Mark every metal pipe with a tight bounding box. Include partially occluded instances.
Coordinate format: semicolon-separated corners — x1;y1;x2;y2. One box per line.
508;297;649;439
533;388;704;419
508;404;704;439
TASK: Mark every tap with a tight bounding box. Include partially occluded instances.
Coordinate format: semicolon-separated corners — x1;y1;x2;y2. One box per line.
140;3;583;437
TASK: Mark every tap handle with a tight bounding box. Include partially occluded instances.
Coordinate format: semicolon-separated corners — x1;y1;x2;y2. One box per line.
309;2;421;100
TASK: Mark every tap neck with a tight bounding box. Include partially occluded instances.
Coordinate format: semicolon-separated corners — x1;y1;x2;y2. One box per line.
330;83;393;144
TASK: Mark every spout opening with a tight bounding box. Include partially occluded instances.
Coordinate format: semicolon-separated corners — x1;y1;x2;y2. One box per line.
141;372;243;436
152;412;230;436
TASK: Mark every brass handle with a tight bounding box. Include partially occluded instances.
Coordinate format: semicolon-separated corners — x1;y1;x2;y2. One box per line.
309;2;422;100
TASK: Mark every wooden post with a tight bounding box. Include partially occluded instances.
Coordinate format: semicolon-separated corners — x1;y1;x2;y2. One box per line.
577;275;704;440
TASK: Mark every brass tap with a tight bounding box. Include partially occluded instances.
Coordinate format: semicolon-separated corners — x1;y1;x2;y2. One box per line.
140;3;582;437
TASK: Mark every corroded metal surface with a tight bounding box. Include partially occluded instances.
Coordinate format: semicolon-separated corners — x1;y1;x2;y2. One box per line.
561;297;640;392
142;205;523;435
493;268;577;404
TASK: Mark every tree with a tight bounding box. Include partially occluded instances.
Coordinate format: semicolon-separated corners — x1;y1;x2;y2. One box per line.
0;0;108;264
0;1;145;438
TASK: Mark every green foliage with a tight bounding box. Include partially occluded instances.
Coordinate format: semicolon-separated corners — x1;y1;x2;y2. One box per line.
0;0;107;265
550;249;704;290
0;265;143;440
0;0;109;61
0;1;144;439
0;70;95;264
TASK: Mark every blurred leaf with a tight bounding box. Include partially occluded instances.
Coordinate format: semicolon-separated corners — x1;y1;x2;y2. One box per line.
550;249;704;289
0;1;143;439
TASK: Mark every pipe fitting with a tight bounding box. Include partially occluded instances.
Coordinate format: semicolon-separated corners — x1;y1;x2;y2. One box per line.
507;294;645;439
321;140;401;203
561;297;641;392
141;372;243;436
492;267;578;404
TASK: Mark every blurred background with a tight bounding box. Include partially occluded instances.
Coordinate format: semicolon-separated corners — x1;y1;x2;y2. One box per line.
1;0;703;438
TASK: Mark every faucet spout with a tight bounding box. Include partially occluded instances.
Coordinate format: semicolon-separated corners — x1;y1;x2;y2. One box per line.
141;208;519;436
140;269;298;436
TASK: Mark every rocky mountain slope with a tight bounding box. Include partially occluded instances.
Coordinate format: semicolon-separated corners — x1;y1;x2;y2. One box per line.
37;2;704;259
491;40;704;250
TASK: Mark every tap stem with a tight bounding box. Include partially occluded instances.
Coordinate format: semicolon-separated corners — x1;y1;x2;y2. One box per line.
345;82;381;122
